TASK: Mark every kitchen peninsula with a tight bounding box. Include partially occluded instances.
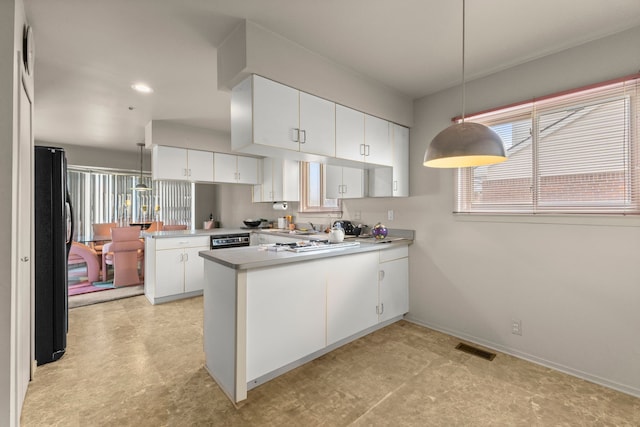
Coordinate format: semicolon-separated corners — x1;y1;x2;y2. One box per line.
199;237;411;403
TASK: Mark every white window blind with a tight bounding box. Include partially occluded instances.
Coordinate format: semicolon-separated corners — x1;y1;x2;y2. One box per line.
456;75;640;214
68;167;192;240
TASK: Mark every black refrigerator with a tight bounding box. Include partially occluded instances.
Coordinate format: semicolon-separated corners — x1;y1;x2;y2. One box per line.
34;146;74;365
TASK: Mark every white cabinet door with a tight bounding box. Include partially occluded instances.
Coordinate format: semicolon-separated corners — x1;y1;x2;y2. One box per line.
261;158;276;202
341;166;365;198
325;165;364;199
155;249;185;298
187;149;214;182
365;114;392;166
392;124;409;197
326;252;379;345
153;146;188;181
253;75;300;151
300;92;336;157
325;164;343;199
282;159;299;201
379;257;409;323
335;104;365;162
213;153;238;183
246;261;326;381
183;246;206;293
368;166;393;198
237;155;259;184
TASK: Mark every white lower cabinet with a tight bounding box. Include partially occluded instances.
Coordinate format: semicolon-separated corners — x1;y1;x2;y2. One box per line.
378;246;409;322
145;236;209;304
326;252;379;345
246;261;326;381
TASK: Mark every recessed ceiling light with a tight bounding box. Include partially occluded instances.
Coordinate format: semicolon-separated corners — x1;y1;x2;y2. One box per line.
131;83;154;93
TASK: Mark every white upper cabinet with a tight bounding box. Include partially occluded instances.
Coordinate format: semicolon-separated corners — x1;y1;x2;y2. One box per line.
335;105;365;163
325;164;365;199
365;114;392;166
254;158;299;203
253;76;299;150
392;124;409;197
235;75;336;157
213;153;259;184
237;155;259;184
152;146;213;182
335;106;392;167
299;92;335;156
187;149;215;182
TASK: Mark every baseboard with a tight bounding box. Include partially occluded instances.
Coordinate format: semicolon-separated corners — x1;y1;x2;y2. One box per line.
404;315;640;399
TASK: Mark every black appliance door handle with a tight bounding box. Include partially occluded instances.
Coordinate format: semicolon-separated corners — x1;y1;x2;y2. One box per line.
65;190;74;254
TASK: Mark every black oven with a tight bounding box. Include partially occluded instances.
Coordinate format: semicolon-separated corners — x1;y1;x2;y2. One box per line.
210;233;250;249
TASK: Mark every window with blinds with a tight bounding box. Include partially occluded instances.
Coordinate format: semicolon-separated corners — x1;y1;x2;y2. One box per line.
68;167;192;240
456;75;640;214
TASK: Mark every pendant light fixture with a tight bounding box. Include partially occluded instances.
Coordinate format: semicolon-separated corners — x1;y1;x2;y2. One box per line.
133;142;151;191
423;0;506;168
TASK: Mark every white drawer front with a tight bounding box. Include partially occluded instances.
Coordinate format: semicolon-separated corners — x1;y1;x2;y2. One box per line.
155;236;210;250
379;245;408;263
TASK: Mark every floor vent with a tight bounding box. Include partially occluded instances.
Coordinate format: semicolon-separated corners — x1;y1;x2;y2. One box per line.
455;343;496;361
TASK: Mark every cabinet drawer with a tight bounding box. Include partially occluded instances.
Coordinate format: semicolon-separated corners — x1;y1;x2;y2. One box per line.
155;236;210;250
379;245;408;263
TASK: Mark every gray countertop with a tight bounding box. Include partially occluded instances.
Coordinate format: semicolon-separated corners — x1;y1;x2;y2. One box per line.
199;240;410;270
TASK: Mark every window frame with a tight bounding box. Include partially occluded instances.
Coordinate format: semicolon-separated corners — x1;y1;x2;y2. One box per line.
455;74;640;216
299;162;342;213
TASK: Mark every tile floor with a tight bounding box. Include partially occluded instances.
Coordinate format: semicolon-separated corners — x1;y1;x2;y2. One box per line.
21;295;639;426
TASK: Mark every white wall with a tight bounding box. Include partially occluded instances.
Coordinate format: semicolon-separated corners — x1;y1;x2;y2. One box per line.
54;142;150;171
401;25;640;396
217;25;640;397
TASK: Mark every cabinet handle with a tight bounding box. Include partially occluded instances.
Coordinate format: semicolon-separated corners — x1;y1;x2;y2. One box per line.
20;256;29;262
183;168;188;176
379;270;385;280
343;185;347;194
237;172;241;181
293;128;300;142
184;253;188;262
393;180;398;191
365;145;370;156
360;144;365;156
179;254;184;262
380;303;384;315
376;305;379;315
300;129;306;143
188;168;192;176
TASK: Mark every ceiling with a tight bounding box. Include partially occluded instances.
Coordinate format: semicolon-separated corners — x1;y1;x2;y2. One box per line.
24;0;640;152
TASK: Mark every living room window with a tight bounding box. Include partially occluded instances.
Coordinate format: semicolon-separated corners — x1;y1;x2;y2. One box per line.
456;75;640;214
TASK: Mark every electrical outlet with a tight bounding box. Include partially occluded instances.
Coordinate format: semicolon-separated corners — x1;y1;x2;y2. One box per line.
387;210;394;221
353;210;361;220
512;319;522;336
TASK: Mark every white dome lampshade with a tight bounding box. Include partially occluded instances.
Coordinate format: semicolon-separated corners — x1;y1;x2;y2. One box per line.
423;122;506;168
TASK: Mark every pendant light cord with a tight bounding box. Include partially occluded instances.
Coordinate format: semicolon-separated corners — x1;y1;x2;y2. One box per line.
461;0;466;123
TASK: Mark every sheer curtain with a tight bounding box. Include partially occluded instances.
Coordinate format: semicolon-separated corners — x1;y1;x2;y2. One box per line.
67;166;193;240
